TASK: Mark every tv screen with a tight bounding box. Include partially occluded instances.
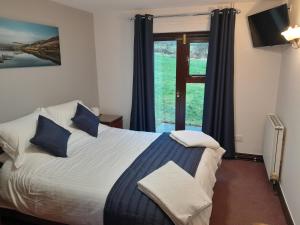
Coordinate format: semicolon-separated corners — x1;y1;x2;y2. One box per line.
248;4;290;47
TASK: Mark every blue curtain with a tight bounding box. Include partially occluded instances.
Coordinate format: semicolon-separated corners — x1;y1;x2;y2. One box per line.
203;9;236;158
130;14;156;132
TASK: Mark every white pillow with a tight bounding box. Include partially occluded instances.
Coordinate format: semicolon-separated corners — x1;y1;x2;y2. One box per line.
0;108;49;168
44;100;83;127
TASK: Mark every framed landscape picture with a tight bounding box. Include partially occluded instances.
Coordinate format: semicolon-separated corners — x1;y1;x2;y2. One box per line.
0;17;61;69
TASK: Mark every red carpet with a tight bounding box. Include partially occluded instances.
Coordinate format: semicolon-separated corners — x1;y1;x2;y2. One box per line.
210;160;287;225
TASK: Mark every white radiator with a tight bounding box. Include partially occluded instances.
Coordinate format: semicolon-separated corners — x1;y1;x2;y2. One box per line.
263;114;284;182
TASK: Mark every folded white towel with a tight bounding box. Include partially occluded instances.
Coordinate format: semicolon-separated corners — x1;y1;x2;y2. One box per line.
170;130;220;150
137;161;212;225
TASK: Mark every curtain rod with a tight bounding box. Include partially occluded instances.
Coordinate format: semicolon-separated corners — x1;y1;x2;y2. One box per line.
130;9;241;21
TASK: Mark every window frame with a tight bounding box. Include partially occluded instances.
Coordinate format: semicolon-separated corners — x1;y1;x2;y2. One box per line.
186;35;209;83
153;31;209;130
154;31;209;84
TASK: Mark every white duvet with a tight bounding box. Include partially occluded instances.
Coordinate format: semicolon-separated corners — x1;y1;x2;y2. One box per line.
0;125;224;225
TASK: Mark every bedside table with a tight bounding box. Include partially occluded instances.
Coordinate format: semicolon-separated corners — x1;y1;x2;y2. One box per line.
99;114;123;129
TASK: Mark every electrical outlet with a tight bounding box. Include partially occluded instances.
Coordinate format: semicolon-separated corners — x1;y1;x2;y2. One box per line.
235;135;243;142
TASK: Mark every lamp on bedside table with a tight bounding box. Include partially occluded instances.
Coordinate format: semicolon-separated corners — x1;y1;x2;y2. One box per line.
91;107;100;116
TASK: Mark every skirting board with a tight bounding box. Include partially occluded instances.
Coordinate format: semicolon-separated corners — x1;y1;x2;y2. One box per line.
275;183;295;225
235;153;294;225
235;153;264;162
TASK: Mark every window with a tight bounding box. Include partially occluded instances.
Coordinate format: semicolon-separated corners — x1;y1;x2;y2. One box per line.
189;42;209;76
154;32;209;132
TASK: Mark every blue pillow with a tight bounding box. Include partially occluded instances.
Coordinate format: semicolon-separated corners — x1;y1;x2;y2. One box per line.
72;103;100;137
30;115;71;157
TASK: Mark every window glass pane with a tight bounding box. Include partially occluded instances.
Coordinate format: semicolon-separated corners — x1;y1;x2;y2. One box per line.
185;83;205;131
189;42;208;76
154;41;177;132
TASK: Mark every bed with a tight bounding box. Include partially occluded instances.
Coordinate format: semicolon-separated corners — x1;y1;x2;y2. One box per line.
0;124;224;225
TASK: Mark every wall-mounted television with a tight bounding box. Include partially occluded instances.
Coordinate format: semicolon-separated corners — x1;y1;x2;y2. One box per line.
248;4;290;47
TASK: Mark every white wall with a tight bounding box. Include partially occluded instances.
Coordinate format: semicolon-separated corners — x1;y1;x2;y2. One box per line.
276;47;300;225
94;10;134;128
275;0;300;224
93;1;284;155
0;0;99;123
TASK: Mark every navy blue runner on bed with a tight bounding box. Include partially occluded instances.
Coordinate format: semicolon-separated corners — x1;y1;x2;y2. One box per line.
104;133;205;225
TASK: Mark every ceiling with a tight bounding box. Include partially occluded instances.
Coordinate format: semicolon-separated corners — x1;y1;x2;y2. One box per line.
51;0;256;12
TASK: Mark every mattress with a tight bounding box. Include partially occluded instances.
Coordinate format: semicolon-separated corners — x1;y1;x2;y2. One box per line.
0;125;224;225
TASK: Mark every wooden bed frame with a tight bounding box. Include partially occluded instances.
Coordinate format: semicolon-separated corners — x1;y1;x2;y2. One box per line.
0;207;66;225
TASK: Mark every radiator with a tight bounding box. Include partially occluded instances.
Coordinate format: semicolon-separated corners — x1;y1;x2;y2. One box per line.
263;114;284;182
